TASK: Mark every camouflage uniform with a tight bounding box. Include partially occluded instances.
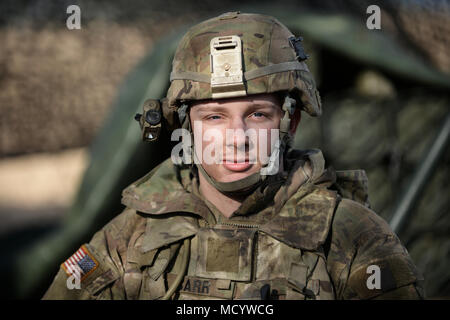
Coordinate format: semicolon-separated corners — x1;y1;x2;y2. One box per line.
43;12;424;299
43;149;423;300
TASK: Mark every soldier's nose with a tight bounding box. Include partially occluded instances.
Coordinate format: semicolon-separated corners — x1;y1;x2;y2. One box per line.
229;117;247;142
225;124;249;158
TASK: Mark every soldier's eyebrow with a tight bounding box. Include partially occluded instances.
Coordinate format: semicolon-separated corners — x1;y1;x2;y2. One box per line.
192;105;230;114
247;103;280;112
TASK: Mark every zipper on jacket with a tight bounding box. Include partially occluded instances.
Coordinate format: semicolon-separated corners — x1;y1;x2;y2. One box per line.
216;222;260;229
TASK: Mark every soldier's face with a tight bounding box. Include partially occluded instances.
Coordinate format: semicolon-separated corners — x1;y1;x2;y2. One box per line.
190;93;283;183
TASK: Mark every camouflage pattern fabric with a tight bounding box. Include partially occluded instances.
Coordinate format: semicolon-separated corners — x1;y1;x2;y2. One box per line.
42;148;424;299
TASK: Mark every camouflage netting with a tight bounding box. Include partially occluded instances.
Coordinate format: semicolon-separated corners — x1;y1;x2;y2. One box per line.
394;0;450;74
0;22;152;155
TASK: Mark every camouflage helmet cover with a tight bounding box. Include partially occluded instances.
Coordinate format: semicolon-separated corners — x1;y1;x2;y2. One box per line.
164;11;322;127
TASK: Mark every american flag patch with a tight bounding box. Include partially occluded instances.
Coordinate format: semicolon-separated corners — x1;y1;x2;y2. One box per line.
61;245;99;281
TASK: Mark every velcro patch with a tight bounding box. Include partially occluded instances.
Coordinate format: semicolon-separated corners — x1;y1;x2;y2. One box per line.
194;226;256;281
61;245;99;281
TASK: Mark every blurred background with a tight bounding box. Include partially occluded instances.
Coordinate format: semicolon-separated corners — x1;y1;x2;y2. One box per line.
0;0;448;299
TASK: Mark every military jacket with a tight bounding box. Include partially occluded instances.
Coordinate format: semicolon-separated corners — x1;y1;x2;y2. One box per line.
43;149;424;300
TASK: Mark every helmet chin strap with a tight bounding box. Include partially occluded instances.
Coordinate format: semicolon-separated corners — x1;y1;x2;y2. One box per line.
195;154;264;195
178;94;296;196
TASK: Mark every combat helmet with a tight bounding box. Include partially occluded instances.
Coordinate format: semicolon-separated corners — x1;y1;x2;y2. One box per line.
136;11;322;194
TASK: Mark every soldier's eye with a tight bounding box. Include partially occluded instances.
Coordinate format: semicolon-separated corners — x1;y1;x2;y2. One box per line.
252;112;265;118
207;115;222;120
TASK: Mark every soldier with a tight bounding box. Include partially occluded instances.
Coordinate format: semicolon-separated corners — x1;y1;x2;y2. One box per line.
43;12;424;300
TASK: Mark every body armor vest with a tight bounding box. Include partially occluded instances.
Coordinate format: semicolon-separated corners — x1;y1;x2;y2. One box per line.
131;223;335;300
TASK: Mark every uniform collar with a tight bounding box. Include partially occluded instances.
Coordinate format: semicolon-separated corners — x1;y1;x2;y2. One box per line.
121;159;212;221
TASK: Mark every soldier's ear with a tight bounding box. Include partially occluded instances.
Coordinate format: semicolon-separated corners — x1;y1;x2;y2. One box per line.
289;108;301;135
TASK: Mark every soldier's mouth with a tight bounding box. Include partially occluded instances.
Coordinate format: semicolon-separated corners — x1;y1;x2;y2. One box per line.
222;160;253;172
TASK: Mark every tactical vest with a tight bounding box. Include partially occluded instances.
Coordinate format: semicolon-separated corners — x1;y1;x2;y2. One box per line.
123;219;334;300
